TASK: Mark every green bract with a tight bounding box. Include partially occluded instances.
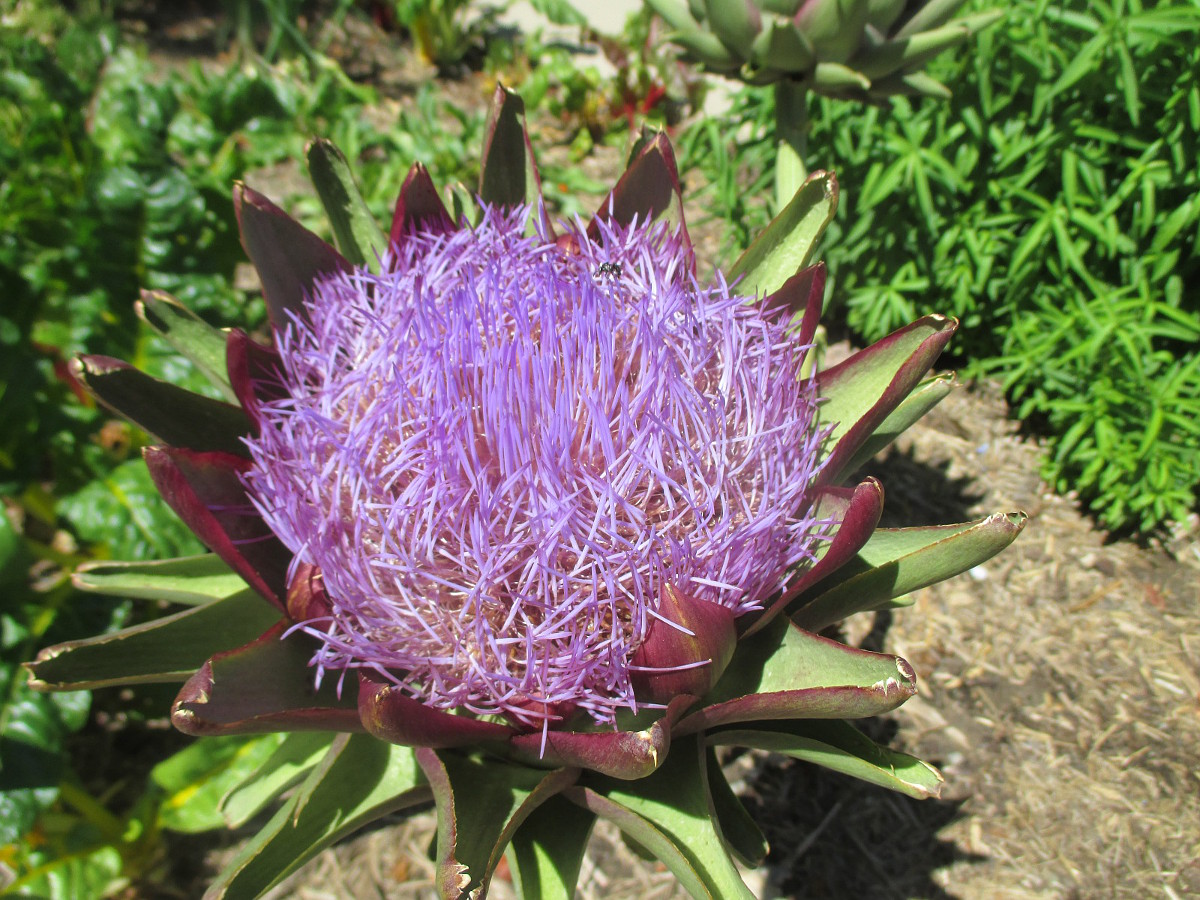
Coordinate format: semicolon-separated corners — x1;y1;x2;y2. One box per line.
646;0;1001;98
26;87;1022;899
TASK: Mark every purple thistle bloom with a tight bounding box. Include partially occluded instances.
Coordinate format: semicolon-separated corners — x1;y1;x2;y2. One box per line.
243;206;829;729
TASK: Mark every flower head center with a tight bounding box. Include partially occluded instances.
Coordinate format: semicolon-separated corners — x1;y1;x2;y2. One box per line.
244;208;826;727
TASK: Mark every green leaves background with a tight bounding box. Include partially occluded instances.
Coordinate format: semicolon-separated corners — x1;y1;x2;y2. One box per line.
809;0;1200;533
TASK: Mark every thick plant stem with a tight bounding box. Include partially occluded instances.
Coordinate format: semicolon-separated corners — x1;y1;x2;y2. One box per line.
774;80;810;214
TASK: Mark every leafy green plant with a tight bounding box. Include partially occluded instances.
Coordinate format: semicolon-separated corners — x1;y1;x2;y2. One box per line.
802;0;1200;534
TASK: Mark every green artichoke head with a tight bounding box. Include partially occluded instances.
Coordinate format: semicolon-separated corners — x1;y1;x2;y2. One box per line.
649;0;1002;97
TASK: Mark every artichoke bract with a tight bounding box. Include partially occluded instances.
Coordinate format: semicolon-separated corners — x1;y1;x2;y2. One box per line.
28;86;1023;899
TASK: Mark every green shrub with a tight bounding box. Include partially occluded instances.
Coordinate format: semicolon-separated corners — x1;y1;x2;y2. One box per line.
805;0;1200;534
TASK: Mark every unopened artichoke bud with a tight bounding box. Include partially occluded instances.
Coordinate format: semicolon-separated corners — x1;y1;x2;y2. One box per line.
649;0;1001;99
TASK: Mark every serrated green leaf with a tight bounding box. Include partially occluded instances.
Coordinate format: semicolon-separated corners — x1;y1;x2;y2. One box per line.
73;554;246;606
153;734;286;833
710;719;944;798
792;513;1027;631
728;170;838;297
26;589;279;690
208;735;429;899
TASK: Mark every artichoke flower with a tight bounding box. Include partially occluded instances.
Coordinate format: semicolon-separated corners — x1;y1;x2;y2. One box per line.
28;86;1022;899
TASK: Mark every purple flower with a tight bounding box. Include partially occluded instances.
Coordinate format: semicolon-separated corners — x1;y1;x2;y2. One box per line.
244;207;829;730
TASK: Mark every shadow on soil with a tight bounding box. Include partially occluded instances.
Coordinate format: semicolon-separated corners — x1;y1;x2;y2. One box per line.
744;749;980;900
853;445;985;529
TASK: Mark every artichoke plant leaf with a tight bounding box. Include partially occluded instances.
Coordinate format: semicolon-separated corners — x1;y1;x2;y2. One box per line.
895;0;972;38
705;748;768;866
171;623;364;736
646;0;701;31
75;355;251;457
234;183;352;332
207;735;430;899
677;617;918;734
729;170;838;297
839;372;955;475
704;0;760;58
390;161;456;250
144;447;291;612
710;719;944;798
136;290;235;400
580;734;754;899
480;85;548;238
746;477;884;636
506;696;689;780
590;132;688;251
815;314;956;486
219;731;338;828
